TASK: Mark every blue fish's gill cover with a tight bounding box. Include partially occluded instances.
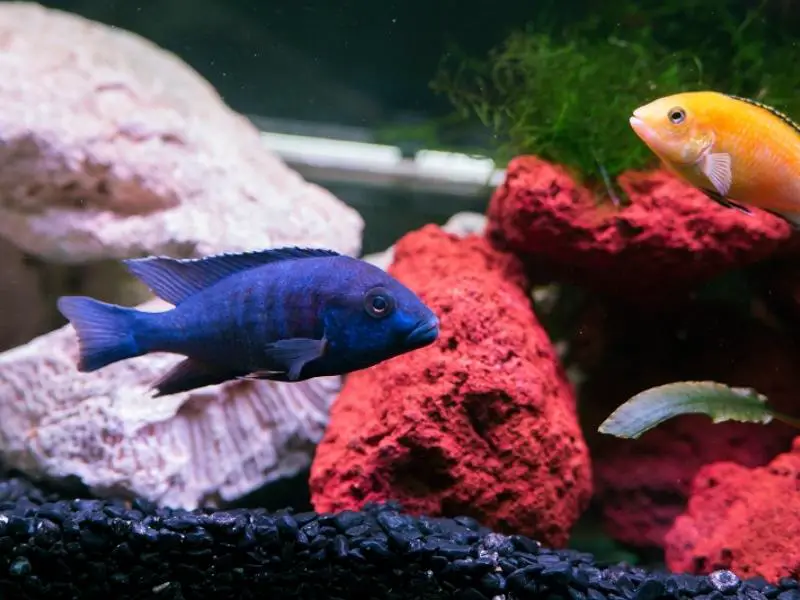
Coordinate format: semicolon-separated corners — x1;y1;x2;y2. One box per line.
124;246;342;305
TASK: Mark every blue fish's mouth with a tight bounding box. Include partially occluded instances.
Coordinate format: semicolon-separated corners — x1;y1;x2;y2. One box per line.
405;316;440;349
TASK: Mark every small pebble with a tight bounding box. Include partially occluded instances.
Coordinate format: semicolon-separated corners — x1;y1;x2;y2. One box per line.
781;580;800;591
8;556;31;577
778;591;800;600
635;579;667;600
711;570;742;594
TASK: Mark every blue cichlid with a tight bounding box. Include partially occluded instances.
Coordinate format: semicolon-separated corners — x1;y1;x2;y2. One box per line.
56;246;440;397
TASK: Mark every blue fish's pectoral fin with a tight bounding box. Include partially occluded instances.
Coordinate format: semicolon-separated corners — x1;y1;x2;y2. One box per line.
252;338;327;381
700;188;752;215
699;152;733;197
124;247;342;305
151;357;242;397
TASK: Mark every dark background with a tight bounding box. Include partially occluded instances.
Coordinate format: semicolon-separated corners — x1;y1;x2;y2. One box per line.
38;0;539;128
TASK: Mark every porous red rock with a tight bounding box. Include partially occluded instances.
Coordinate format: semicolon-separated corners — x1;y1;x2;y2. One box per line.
486;156;793;301
664;437;800;581
309;224;592;547
579;301;799;549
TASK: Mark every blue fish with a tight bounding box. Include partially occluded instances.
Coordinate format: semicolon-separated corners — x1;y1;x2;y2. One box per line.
56;246;440;397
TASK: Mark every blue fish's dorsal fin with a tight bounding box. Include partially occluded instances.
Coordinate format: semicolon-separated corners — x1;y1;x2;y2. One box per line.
123;246;341;305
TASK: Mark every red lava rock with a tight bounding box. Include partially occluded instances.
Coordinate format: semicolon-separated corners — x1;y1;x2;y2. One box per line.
578;301;800;549
664;437;800;581
309;224;592;547
486;156;793;302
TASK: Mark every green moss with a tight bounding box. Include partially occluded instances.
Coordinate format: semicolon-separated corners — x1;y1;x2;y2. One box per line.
428;0;799;181
431;30;700;181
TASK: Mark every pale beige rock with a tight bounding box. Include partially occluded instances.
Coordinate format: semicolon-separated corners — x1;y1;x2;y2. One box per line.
443;211;488;237
0;299;341;509
0;2;363;263
0;2;364;506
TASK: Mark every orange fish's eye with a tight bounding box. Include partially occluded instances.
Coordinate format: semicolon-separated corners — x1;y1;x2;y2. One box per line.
668;107;686;124
364;287;395;318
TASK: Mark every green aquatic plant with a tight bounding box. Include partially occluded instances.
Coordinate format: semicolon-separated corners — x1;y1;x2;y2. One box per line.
598;381;800;440
427;0;799;181
609;0;797;107
431;29;701;181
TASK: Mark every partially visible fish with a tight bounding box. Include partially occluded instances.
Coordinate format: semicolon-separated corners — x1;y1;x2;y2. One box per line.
629;90;800;228
56;246;440;397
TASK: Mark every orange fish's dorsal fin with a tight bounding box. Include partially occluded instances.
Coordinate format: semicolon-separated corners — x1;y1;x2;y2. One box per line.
726;94;800;136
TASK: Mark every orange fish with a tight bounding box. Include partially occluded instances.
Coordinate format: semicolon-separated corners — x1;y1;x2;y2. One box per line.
629;90;800;228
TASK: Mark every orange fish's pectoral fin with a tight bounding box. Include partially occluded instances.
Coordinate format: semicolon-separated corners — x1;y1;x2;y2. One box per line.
700;188;752;215
699;152;733;197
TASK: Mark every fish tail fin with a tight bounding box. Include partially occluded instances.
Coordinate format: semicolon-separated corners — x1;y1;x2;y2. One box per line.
56;296;148;372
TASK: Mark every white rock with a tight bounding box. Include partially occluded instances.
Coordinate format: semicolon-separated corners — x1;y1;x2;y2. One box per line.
0;2;363;262
442;211;488;237
363;211;487;269
0;3;364;508
0;299;341;509
362;247;396;271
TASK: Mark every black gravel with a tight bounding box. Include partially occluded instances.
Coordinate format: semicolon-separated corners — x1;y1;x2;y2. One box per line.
0;476;795;600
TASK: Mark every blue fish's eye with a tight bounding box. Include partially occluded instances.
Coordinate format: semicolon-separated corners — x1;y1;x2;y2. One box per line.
364;287;395;319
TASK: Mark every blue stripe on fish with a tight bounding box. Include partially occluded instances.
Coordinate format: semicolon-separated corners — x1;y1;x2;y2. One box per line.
56;245;440;397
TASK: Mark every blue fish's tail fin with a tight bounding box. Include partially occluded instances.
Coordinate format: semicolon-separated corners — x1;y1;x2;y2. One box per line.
56;296;146;372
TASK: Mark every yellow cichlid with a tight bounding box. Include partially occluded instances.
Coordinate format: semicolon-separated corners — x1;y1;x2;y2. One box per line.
629;90;800;228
